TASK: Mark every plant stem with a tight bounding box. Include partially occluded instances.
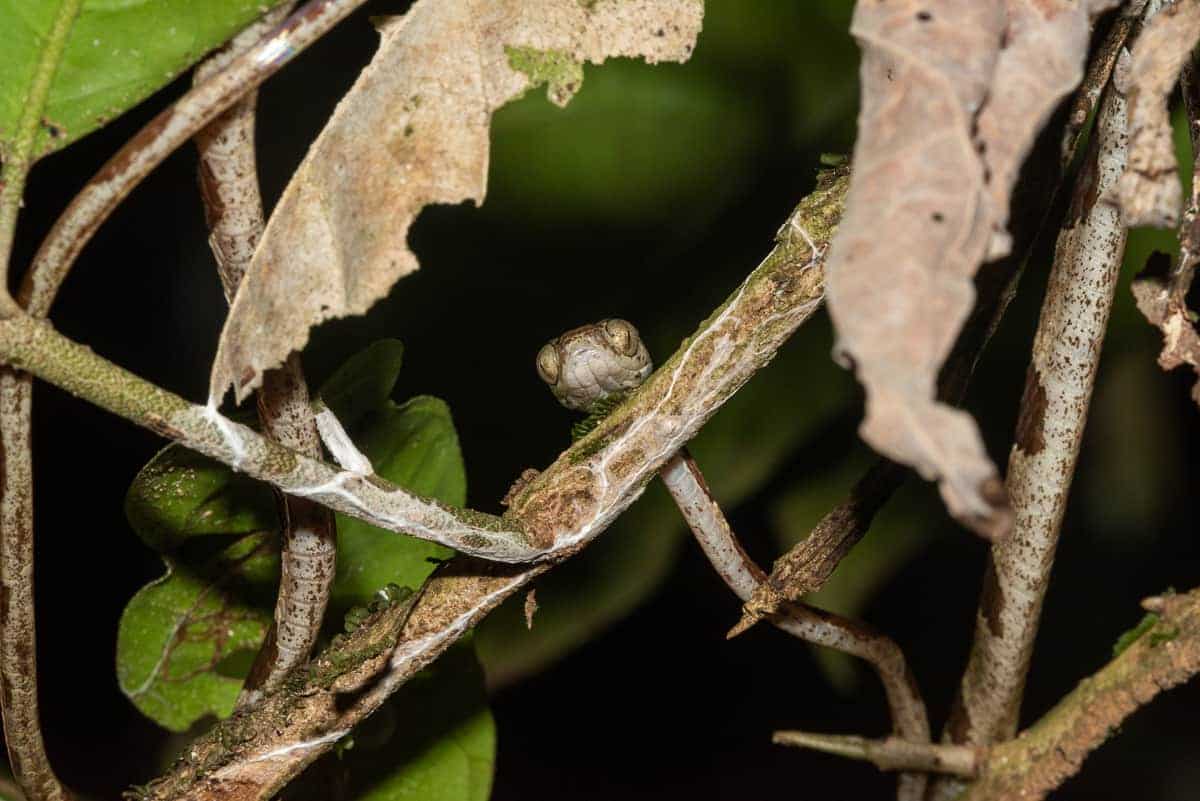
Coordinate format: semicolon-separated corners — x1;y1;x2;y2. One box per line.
772;732;979;778
662;452;929;801
0;3;82;797
0;373;71;801
937;26;1134;787
963;587;1200;801
193;1;333;706
17;0;371;320
0;314;538;562
0;0;81;312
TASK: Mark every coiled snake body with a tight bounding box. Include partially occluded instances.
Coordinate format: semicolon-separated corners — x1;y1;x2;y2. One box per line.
534;319;930;801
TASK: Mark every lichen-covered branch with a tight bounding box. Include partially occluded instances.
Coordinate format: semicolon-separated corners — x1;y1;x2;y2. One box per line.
939;41;1133;772
0;315;538;561
777;587;1200;801
661;452;929;801
194;1;333;706
962;588;1200;801
129;175;845;801
16;0;371;321
772;732;979;779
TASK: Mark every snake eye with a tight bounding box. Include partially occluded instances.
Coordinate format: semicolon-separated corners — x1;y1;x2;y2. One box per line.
602;319;640;356
535;343;560;384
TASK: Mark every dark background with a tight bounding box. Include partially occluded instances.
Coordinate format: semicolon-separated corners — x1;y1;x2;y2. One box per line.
8;1;1200;799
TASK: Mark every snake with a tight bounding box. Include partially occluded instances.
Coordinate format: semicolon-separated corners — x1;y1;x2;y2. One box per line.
534;319;931;801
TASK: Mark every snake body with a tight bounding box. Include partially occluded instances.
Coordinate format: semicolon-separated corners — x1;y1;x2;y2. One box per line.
534;319;929;801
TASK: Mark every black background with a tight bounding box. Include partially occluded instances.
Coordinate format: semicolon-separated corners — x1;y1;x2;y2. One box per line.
8;1;1200;799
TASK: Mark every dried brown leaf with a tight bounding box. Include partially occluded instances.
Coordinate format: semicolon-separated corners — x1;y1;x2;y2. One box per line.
1132;252;1200;404
1117;0;1200;229
826;0;1116;539
211;0;703;402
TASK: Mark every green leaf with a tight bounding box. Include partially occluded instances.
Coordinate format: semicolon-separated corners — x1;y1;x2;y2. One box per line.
117;341;467;731
336;642;494;801
124;445;276;554
319;339;406;429
116;534;276;731
0;0;289;158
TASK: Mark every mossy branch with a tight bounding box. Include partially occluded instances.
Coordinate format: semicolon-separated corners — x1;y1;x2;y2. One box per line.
118;173;846;801
770;587;1200;801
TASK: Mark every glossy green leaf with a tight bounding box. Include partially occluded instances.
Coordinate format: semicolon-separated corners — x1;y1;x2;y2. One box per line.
476;315;855;685
0;0;288;158
118;341;467;731
320;339;406;428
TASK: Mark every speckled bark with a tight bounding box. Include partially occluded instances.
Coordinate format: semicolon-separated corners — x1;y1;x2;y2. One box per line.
0;372;71;801
194;2;335;706
964;588;1200;801
939;49;1132;779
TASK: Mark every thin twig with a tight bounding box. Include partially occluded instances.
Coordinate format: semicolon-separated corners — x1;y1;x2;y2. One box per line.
193;1;333;706
16;0;371;320
937;32;1133;782
732;5;1141;638
772;732;979;778
661;452;930;801
129;173;844;801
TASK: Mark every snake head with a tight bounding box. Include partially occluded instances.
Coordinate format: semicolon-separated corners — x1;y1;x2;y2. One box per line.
536;319;653;411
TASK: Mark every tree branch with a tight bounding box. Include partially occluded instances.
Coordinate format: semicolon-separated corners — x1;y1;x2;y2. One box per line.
193;1;334;706
15;0;371;321
936;22;1136;796
662;452;930;801
129;174;844;801
963;587;1200;801
0;313;541;561
776;586;1200;801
